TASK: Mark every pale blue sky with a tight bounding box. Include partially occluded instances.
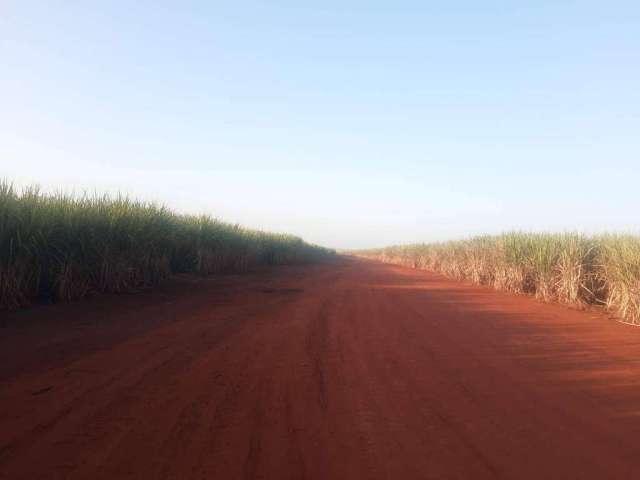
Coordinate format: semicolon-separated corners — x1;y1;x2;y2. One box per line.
1;1;639;248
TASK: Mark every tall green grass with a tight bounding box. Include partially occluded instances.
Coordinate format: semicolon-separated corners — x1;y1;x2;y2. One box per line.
0;181;332;310
357;232;640;324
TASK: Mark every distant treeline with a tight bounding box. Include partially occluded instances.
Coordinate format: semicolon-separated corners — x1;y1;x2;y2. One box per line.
357;232;640;324
0;181;333;310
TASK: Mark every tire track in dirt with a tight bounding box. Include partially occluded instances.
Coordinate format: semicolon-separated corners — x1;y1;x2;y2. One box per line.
3;258;640;479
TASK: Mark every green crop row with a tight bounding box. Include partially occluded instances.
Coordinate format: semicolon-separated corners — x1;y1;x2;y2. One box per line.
357;232;640;324
0;180;333;310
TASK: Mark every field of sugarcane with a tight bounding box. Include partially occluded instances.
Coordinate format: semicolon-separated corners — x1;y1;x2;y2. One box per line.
0;180;333;311
357;232;640;324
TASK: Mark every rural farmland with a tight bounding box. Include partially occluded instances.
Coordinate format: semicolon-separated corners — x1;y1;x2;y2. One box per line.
2;184;640;478
3;2;640;479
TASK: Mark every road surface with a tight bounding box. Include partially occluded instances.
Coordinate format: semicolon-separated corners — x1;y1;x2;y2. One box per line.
2;257;640;479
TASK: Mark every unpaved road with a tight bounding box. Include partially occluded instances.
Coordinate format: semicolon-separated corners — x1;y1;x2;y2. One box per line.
2;257;640;479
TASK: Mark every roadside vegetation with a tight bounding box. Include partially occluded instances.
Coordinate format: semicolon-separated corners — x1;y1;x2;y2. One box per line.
0;180;333;310
357;232;640;324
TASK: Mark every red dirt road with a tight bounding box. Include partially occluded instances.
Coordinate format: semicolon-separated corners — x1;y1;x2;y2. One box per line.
2;257;640;479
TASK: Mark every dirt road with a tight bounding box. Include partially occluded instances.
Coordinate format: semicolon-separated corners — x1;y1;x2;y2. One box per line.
2;257;640;479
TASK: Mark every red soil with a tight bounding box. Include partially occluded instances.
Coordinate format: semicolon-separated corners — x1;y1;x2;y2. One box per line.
2;257;640;479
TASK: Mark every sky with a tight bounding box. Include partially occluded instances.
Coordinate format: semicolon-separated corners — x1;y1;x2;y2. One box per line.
1;1;639;249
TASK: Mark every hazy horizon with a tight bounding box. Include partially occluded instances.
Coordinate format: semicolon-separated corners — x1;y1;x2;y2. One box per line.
2;2;639;249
